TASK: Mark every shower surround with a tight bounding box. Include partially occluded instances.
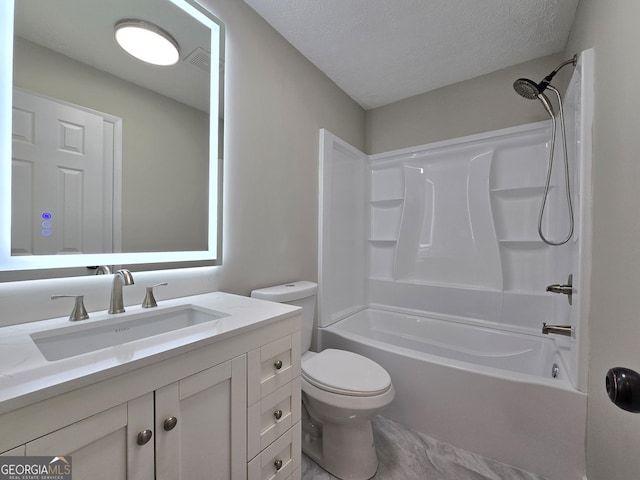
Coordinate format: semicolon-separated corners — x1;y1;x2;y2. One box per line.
317;50;593;480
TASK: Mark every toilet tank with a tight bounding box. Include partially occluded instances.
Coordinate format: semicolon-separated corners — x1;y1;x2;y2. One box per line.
250;281;317;353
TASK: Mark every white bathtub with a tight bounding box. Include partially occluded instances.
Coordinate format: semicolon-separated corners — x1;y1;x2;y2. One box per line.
320;307;587;480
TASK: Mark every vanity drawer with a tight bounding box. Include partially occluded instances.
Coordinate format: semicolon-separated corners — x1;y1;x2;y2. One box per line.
248;377;301;459
247;421;301;480
248;333;301;405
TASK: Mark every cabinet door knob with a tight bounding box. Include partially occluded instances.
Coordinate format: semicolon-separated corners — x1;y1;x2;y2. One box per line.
163;416;178;431
274;359;283;370
273;409;283;420
137;429;153;445
274;459;283;471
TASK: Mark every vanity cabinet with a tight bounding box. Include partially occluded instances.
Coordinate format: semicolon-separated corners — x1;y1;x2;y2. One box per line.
26;401;147;480
154;356;246;480
8;356;247;480
0;305;301;480
247;333;302;480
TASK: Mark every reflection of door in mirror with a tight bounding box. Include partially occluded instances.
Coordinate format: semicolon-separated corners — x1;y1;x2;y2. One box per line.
12;89;121;256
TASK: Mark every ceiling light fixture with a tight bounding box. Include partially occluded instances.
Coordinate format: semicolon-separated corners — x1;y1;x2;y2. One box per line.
114;19;180;66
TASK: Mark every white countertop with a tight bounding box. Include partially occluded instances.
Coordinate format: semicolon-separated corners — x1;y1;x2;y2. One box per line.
0;292;299;415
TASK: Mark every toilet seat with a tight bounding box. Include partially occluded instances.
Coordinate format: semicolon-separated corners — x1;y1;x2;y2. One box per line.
302;349;391;397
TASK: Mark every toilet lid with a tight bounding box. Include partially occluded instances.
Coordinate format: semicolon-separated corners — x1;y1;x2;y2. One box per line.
302;349;391;396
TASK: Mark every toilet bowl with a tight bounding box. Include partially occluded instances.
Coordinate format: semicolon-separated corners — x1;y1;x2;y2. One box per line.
301;349;395;479
251;281;394;480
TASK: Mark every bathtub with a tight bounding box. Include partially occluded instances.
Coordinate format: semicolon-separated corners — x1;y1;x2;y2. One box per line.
320;307;586;480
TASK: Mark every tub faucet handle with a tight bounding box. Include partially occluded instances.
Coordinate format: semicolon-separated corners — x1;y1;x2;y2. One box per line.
546;274;573;305
51;294;89;321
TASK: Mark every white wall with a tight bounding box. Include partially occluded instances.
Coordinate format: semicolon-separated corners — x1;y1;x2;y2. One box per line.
563;2;640;479
0;0;364;326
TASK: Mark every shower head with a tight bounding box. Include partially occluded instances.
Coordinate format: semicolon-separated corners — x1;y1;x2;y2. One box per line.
513;78;542;100
513;54;577;98
513;54;577;117
512;78;556;117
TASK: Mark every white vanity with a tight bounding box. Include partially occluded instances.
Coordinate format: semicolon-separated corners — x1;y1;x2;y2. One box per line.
0;292;302;480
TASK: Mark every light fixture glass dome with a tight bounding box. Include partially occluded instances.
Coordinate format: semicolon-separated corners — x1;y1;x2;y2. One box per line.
115;19;180;66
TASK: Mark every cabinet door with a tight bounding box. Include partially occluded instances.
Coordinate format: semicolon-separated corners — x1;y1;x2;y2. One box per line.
25;395;154;480
155;355;247;480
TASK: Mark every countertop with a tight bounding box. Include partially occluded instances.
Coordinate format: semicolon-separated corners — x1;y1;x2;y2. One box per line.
0;292;299;415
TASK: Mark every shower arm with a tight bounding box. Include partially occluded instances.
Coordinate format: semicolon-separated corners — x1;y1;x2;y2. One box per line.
538;55;578;92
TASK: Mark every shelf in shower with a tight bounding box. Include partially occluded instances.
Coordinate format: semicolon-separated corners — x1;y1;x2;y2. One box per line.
368;239;398;245
498;239;549;249
503;289;553;297
369;198;404;207
490;185;552;199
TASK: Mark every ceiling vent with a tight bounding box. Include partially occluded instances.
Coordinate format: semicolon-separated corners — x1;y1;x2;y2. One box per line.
185;47;211;73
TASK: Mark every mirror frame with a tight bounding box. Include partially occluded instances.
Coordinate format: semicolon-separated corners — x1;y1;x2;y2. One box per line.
0;0;222;272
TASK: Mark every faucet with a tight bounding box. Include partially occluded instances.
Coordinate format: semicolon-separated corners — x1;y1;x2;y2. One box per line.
542;323;573;337
108;269;134;314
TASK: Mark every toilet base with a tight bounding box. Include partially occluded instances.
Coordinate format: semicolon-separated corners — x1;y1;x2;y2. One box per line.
302;406;378;480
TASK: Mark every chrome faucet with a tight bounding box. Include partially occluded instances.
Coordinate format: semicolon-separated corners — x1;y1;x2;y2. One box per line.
109;269;134;314
542;323;573;337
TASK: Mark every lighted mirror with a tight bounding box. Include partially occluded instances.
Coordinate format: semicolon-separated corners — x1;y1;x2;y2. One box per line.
0;0;223;278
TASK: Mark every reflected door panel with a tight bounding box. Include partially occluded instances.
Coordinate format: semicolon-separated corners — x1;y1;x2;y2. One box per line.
12;90;114;255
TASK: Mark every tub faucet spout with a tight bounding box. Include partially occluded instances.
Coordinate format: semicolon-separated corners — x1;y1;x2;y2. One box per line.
542;323;572;337
109;269;134;314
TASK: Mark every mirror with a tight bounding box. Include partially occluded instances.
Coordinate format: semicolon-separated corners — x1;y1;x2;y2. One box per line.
0;0;223;278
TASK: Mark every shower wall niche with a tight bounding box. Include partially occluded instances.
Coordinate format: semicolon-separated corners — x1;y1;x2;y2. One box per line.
319;49;593;389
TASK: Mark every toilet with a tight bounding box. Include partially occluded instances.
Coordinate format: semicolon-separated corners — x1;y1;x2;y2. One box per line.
251;281;394;480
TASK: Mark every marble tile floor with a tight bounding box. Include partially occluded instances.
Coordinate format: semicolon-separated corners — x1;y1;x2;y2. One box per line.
302;415;548;480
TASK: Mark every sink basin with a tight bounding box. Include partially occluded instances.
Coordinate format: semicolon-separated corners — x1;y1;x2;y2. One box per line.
31;306;226;361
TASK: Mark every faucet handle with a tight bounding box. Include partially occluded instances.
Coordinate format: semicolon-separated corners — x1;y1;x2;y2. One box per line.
51;295;89;321
142;282;168;308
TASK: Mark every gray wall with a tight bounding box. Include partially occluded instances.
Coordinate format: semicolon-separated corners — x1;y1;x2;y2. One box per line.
208;0;365;294
564;2;640;479
365;53;564;154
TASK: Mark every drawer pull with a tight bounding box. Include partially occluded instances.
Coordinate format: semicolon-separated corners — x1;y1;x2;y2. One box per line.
273;409;283;420
274;359;283;370
137;429;153;445
274;459;283;471
163;416;178;431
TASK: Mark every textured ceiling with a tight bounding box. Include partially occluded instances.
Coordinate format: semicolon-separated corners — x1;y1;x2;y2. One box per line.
242;0;580;109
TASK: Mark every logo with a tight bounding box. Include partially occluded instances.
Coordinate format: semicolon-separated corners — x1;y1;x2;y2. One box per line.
0;456;72;480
